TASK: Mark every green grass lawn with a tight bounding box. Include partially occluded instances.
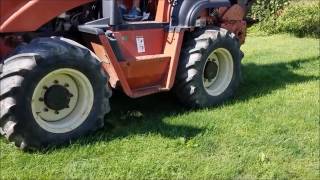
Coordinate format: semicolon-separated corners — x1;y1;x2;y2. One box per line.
0;34;319;180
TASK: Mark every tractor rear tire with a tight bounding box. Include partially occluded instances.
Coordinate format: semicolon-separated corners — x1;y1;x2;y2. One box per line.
0;37;111;150
174;28;242;108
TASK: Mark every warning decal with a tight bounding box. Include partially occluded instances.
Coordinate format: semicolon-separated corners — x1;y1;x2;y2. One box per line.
136;36;146;53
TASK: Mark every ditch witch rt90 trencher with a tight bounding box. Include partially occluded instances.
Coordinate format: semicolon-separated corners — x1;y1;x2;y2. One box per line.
0;0;255;150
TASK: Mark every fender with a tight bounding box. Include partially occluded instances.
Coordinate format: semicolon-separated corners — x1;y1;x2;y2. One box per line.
0;0;94;33
171;0;231;28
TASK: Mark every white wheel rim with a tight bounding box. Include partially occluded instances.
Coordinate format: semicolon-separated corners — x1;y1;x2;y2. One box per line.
202;48;234;96
31;68;94;133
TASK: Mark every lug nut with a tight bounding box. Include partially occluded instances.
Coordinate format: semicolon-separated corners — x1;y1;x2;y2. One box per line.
64;83;69;87
43;86;48;90
54;80;59;84
44;108;49;112
55;111;60;115
39;98;44;102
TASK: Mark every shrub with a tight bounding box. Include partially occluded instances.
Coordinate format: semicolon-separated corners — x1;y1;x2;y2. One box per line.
275;1;319;37
250;0;290;21
251;0;320;38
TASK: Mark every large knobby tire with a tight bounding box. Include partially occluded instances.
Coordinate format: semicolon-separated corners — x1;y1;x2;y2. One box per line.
0;37;111;150
174;28;242;108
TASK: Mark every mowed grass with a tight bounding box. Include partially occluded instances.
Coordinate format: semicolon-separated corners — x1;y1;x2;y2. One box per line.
0;34;319;180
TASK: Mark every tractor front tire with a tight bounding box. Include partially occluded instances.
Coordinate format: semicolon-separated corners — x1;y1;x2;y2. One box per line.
0;37;111;150
175;28;242;108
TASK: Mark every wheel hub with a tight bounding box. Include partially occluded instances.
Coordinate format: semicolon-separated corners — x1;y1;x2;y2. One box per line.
31;68;94;133
204;61;218;80
202;48;234;96
32;72;80;123
44;85;72;111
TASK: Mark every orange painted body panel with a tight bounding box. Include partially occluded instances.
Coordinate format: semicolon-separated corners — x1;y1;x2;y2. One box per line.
155;0;171;22
98;34;133;96
0;0;93;33
163;32;184;89
87;28;184;98
119;55;170;89
90;41;121;88
113;29;164;60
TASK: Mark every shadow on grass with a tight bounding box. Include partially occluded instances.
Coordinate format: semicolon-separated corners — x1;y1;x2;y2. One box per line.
236;56;319;101
1;56;318;151
102;91;198;137
79;56;319;147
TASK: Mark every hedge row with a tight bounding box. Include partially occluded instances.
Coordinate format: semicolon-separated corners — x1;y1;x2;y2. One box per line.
250;0;319;37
